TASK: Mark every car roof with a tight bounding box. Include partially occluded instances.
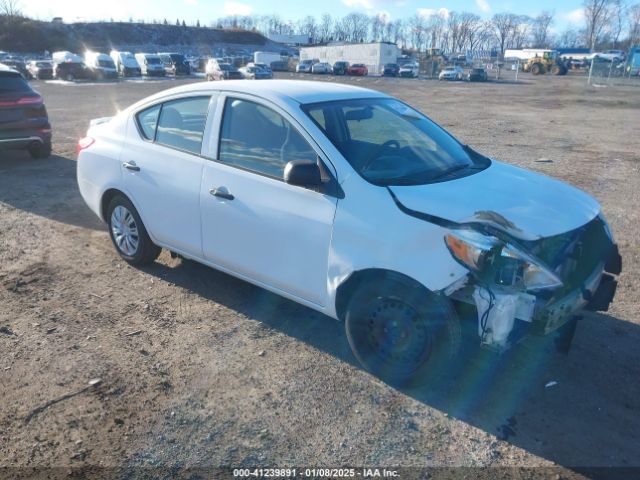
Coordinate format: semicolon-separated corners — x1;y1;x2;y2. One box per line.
0;63;22;75
140;80;387;105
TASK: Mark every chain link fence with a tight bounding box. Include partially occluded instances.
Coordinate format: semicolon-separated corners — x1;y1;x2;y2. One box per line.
587;56;640;87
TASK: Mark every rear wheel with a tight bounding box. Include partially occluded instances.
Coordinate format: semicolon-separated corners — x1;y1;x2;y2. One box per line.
107;195;161;265
345;276;460;387
551;65;561;75
28;140;51;159
530;63;543;75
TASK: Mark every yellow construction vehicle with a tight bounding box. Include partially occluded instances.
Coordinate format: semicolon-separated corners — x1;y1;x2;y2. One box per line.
522;50;568;75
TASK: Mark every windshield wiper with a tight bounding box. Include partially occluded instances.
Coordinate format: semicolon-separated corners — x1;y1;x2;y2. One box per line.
428;164;471;181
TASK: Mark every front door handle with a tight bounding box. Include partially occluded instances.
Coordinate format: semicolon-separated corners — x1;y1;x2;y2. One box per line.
122;162;140;172
209;188;234;201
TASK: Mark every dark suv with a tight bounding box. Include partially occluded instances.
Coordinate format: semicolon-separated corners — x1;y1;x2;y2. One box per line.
55;62;91;81
158;53;191;75
0;65;52;159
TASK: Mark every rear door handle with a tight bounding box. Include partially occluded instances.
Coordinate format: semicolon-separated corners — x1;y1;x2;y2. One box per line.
209;188;234;200
122;162;140;172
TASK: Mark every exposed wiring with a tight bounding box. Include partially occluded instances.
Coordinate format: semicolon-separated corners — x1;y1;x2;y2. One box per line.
477;281;495;344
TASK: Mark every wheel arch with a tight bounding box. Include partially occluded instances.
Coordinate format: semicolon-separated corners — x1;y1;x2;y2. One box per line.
335;268;439;322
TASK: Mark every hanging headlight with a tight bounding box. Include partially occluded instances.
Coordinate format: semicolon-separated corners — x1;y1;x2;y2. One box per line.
445;229;563;291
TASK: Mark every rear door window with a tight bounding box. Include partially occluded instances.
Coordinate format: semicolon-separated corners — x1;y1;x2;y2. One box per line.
155;96;211;154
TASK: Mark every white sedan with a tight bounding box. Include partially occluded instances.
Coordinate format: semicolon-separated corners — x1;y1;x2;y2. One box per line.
439;65;464;80
77;80;620;386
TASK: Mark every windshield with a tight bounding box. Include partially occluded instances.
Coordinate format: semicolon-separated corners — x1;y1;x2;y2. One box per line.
146;57;161;64
169;54;185;63
302;98;489;186
219;63;231;70
98;59;115;68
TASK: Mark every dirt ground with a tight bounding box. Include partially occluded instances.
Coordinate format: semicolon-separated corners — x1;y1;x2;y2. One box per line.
1;72;639;479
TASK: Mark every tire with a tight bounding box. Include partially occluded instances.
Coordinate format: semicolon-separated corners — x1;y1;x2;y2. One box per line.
345;275;460;388
28;140;51;159
66;73;75;81
551;65;561;75
531;63;542;75
106;195;161;266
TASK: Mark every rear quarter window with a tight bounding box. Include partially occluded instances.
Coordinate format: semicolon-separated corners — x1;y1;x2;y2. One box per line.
136;104;161;140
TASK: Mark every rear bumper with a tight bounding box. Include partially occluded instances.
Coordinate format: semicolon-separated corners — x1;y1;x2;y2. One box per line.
0;126;51;149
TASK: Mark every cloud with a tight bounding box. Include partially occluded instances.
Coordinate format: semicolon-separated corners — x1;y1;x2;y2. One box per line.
564;8;585;25
475;0;491;13
223;1;253;16
417;7;450;19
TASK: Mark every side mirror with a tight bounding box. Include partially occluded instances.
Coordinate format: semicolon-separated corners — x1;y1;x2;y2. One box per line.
284;160;322;188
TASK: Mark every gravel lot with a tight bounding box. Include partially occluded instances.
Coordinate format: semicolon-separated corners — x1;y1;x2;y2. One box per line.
1;73;639;479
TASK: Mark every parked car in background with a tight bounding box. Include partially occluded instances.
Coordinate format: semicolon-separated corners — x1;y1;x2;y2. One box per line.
158;53;191;75
77;80;621;387
383;63;400;76
206;59;243;80
467;67;488;82
439;65;464;80
135;53;166;77
332;61;349;75
250;63;273;74
239;65;272;79
1;59;31;79
347;63;368;76
54;62;91;81
26;60;54;80
399;62;419;78
270;60;289;72
0;64;51;158
296;59;315;73
312;62;332;74
110;51;141;77
84;51;118;80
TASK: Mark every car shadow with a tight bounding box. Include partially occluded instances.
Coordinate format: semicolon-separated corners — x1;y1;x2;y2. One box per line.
3;150;637;474
0;152;103;231
140;257;640;475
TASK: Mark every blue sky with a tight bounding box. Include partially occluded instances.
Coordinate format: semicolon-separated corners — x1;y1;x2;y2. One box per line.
22;0;587;32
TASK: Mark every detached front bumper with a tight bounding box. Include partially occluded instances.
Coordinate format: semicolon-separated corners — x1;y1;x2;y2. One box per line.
533;242;621;335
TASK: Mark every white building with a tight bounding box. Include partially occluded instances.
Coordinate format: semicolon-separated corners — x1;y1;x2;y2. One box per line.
299;42;401;75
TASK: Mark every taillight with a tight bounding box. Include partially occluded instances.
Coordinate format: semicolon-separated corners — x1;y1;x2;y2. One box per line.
0;95;43;107
77;137;95;156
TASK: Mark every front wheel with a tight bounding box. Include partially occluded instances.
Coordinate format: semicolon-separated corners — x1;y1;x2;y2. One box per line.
107;195;161;265
345;276;460;387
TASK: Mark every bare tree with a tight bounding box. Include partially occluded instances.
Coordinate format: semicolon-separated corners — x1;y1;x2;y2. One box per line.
608;0;626;47
318;13;333;42
559;28;582;47
532;10;554;47
509;15;532;48
457;12;482;52
0;0;21;19
342;13;369;42
298;15;318;42
629;3;640;45
408;13;427;50
491;13;518;54
583;0;614;49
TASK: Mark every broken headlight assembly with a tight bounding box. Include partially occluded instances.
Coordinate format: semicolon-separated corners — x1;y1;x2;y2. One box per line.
444;229;563;291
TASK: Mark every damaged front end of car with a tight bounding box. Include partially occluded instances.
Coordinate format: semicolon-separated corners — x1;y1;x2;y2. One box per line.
388;188;622;352
444;213;622;351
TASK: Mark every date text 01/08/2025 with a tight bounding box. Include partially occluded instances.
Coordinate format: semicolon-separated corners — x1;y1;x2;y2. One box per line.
232;468;399;478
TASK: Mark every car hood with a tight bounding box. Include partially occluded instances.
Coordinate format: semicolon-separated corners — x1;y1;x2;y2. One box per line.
388;160;600;240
